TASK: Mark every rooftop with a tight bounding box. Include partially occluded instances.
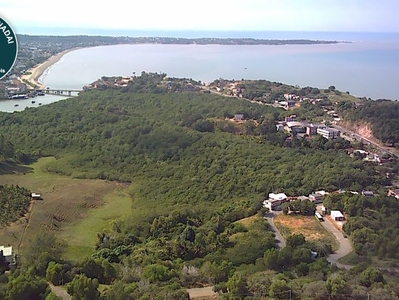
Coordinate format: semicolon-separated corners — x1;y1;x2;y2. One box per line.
0;246;12;257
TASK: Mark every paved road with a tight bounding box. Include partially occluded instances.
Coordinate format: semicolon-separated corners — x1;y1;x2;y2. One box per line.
264;211;286;248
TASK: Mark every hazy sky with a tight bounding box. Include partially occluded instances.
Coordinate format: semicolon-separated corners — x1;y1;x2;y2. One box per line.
2;0;399;34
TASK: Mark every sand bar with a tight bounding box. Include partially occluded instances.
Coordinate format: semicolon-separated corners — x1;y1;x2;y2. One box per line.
20;48;80;90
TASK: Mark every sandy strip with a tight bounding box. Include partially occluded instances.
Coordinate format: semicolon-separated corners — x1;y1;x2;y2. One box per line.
20;48;80;90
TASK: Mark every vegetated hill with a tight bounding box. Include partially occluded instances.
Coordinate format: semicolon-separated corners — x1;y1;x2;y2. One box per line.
1;87;399;299
340;99;399;147
0;89;384;201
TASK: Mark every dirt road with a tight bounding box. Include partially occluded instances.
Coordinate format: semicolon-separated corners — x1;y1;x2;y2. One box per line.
317;210;354;269
49;283;71;300
187;286;217;299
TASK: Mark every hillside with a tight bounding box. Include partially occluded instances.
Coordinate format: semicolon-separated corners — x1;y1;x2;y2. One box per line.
0;89;383;198
339;99;399;147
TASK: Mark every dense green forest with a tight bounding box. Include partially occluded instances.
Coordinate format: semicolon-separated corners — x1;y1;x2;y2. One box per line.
341;99;399;147
1;79;399;298
0;185;31;225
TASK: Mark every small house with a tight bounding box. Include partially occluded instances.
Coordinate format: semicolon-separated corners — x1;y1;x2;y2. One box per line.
388;189;399;199
361;190;374;197
31;193;42;200
309;193;323;203
0;245;15;265
233;114;244;121
331;210;345;221
263;193;288;211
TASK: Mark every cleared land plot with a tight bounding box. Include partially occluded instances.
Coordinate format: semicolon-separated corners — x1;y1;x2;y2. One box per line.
274;214;339;250
0;157;132;260
187;286;217;300
59;188;132;261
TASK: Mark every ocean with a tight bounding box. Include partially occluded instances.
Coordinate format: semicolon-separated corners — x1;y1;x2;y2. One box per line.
1;31;398;112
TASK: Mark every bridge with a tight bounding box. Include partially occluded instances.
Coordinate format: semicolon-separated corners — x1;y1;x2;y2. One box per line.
36;89;83;97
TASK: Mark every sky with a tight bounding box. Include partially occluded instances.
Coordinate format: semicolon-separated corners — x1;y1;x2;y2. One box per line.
1;0;399;35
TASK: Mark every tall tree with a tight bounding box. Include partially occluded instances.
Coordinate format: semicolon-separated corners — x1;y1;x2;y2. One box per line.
22;232;66;277
66;275;100;300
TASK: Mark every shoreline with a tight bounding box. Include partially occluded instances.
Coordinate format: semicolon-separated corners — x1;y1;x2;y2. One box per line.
20;48;81;90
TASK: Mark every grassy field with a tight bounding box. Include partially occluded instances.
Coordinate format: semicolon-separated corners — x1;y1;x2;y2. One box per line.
274;214;339;250
59;187;133;261
0;157;133;261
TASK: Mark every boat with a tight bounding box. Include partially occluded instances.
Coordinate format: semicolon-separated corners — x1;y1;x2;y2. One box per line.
31;100;35;104
14;104;19;107
38;103;42;106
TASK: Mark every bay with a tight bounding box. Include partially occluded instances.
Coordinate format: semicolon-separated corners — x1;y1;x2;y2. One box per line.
41;40;399;100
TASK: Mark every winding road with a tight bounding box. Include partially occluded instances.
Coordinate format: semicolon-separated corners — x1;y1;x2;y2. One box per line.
318;215;353;269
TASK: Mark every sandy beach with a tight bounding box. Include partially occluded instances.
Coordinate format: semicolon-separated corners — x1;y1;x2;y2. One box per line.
20;48;79;90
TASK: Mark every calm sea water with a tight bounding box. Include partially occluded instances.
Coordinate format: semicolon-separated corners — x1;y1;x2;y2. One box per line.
1;31;398;112
41;40;399;100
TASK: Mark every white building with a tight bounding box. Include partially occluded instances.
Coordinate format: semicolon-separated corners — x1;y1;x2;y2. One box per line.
31;193;41;199
0;245;14;265
331;210;345;221
263;193;288;211
317;127;341;139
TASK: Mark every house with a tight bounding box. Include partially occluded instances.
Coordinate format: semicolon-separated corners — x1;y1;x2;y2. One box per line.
316;127;341;139
331;210;345;221
309;193;323;203
361;190;374;197
285;121;306;134
364;153;380;163
353;149;368;157
0;245;15;265
296;196;309;201
276;124;284;132
263;193;288;211
280;100;296;109
305;124;319;136
233;114;244;121
31;193;42;200
284;115;297;122
388;189;399;199
284;93;296;100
